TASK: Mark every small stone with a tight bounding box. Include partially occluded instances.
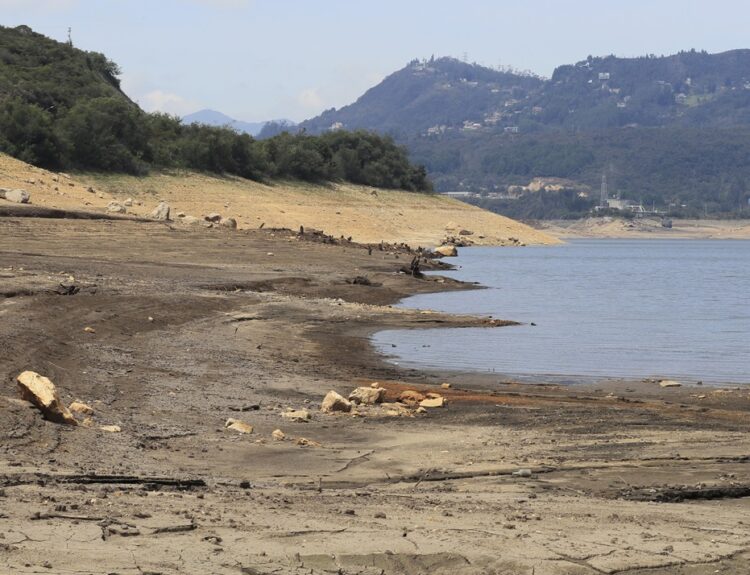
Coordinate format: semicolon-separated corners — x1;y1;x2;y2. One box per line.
69;401;94;415
374;512;386;519
441;383;452;389
150;201;170;221
100;425;121;433
296;437;321;447
204;213;222;223
398;390;425;405
659;380;682;388
106;201;126;214
435;245;458;257
271;429;286;441
512;469;533;477
282;409;311;422
123;198;133;207
220;217;237;229
419;396;446;408
225;418;254;434
83;326;96;333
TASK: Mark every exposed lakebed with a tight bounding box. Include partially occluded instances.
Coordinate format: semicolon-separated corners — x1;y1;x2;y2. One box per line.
373;239;750;385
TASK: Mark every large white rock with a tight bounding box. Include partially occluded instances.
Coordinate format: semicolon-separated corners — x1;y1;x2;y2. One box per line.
16;371;78;425
150;201;170;221
1;188;30;203
321;390;352;413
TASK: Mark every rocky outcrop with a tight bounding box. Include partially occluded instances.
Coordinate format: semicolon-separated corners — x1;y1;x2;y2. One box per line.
16;371;77;425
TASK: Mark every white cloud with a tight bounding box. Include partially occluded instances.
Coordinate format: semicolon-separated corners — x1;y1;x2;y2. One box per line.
297;88;324;111
139;90;202;116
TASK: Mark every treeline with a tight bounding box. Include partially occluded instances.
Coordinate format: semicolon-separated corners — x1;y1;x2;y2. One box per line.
0;96;430;191
0;25;430;192
406;126;750;217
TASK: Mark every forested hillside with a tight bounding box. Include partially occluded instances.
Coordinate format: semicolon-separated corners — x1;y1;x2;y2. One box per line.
0;25;430;192
301;53;750;217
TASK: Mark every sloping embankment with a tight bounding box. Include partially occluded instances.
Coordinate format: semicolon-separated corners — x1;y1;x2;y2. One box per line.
0;153;559;246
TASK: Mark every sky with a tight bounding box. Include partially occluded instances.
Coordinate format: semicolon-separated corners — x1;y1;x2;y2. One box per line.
2;0;750;122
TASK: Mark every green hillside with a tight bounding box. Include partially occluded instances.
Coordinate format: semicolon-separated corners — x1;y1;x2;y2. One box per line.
0;25;430;192
301;52;750;217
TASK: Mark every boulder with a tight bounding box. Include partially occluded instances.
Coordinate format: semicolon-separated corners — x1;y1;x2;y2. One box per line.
106;201;126;214
225;418;254;434
435;245;458;257
69;400;94;415
348;386;386;405
321;390;352;413
16;371;78;425
0;188;30;204
205;213;222;223
282;408;311;422
150;201;170;221
398;390;425;405
220;217;237;229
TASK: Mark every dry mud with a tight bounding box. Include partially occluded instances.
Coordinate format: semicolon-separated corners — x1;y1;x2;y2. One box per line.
1;216;749;575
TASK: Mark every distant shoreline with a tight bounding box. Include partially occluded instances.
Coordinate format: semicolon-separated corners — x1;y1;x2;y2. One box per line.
535;217;750;240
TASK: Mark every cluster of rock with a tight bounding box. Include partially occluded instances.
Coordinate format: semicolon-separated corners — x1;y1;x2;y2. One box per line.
15;371;120;432
0;188;31;203
319;383;447;417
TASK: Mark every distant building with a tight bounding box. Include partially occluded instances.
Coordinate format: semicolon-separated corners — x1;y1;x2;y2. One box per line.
598;72;611;80
504;126;520;134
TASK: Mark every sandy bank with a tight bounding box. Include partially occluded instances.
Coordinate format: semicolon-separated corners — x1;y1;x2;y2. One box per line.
538;216;750;239
0;153;559;247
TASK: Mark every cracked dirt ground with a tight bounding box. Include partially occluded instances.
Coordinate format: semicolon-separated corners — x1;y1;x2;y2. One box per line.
1;216;749;574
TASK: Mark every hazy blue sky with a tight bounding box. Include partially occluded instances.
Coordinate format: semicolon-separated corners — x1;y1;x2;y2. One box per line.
3;0;749;122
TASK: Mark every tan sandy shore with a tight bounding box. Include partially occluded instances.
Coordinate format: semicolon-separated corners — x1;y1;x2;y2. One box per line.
1;213;749;575
538;216;750;239
0;153;559;247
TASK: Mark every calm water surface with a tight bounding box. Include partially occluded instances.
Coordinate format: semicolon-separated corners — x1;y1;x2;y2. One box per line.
372;240;750;385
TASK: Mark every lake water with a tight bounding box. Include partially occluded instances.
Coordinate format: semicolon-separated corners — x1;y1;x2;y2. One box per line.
372;240;750;385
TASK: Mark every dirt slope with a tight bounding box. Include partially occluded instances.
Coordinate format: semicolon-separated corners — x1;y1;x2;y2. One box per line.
0;153;559;247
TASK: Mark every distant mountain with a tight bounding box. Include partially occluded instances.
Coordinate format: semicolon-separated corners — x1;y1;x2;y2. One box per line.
301;57;543;137
300;52;750;217
182;109;295;137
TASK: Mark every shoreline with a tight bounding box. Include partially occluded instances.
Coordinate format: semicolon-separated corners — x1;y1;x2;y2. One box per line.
536;216;750;240
2;215;750;574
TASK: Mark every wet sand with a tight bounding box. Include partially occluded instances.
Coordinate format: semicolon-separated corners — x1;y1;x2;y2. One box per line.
2;216;749;574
